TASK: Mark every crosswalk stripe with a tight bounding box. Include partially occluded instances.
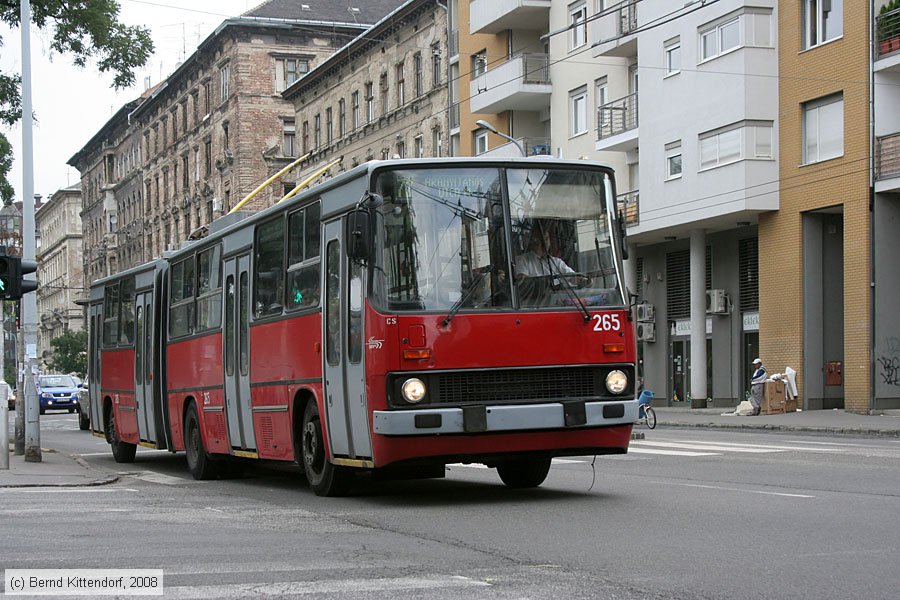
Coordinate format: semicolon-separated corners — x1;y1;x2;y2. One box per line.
448;458;584;470
627;447;720;457
673;439;844;452
631;441;776;453
161;575;489;598
120;470;196;485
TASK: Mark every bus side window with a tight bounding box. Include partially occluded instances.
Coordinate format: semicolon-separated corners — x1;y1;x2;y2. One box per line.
286;201;321;310
119;277;136;345
103;283;120;347
169;257;195;338
255;217;285;318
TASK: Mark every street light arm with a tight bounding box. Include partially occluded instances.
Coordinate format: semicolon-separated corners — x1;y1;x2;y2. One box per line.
474;120;526;157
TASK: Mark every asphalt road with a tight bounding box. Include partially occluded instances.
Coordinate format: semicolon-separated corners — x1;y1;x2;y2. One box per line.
3;412;899;599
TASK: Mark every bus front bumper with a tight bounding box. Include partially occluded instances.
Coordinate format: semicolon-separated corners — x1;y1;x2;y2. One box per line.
373;399;639;436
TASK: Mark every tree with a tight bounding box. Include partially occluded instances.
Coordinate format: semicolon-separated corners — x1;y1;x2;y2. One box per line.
47;329;87;376
0;1;154;203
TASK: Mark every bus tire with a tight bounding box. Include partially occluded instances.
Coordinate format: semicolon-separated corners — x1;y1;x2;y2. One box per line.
184;403;220;480
301;401;352;497
108;407;136;463
496;457;551;488
78;411;90;431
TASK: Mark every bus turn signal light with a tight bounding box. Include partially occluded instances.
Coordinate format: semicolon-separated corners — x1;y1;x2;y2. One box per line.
402;349;432;360
603;343;625;353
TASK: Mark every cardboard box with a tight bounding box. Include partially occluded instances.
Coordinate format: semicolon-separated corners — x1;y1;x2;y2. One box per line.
761;380;786;415
784;397;797;413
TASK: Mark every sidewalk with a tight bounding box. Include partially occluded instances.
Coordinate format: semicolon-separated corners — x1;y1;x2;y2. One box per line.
2;446;118;488
652;407;900;437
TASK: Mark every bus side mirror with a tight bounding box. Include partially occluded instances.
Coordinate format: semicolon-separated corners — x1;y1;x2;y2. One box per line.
346;209;371;261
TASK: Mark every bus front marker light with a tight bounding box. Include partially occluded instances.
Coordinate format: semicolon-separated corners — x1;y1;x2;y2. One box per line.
401;378;427;403
605;370;627;394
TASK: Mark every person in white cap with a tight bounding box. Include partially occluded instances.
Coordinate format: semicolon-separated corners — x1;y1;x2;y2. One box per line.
749;358;768;415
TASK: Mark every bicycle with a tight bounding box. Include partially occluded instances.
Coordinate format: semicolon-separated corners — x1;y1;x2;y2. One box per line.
637;390;656;429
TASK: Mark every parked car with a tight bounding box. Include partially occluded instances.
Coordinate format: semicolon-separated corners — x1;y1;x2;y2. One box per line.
37;374;80;415
76;383;90;430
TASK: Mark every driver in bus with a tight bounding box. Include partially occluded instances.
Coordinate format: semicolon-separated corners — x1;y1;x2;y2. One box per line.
514;222;588;288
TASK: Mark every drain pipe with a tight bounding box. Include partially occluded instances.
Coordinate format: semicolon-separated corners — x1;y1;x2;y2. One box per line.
869;0;877;414
436;0;449;156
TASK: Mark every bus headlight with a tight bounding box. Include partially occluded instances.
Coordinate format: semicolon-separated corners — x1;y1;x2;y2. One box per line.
401;378;427;403
605;370;628;394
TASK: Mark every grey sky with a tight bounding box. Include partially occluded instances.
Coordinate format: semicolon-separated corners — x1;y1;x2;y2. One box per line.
1;0;255;203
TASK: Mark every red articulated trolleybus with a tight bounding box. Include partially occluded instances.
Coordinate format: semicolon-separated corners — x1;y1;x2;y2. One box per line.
87;158;639;496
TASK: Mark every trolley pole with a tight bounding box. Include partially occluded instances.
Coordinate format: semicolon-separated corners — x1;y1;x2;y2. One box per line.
15;324;23;455
20;0;40;462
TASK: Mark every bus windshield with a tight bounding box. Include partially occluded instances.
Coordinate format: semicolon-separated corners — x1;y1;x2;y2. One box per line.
374;165;624;312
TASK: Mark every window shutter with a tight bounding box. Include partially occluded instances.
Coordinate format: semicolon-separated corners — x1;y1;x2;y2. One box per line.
666;249;690;320
739;238;759;311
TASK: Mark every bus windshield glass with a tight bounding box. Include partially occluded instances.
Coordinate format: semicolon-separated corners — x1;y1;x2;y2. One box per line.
374;165;623;312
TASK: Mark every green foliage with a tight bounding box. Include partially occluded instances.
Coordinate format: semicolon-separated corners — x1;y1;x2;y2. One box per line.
47;329;88;377
880;0;900;41
0;1;153;202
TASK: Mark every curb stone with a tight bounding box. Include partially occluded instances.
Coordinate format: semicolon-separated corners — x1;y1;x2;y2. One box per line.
653;421;900;438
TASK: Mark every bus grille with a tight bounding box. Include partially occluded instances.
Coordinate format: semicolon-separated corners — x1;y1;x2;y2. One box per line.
436;367;602;405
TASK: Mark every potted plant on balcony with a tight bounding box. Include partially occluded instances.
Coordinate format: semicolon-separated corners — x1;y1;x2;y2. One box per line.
879;0;900;56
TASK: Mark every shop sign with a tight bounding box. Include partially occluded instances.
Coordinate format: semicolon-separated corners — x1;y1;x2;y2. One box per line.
671;318;712;337
742;311;759;332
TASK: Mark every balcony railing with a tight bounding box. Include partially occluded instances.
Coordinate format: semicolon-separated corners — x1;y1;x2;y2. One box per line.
521;53;550;84
617;190;639;226
876;132;900;180
449;103;460;130
597;92;638;140
616;1;638;35
877;7;900;58
449;30;459;58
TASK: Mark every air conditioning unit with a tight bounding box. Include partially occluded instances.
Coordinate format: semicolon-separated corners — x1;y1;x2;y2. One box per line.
706;289;728;314
636;321;656;342
635;302;655;322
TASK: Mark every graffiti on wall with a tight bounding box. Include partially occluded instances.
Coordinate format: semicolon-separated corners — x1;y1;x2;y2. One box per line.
878;337;900;387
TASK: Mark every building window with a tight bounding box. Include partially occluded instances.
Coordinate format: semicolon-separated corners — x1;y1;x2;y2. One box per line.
219;63;230;103
302;121;309;154
433;128;442;157
570;2;587;50
474;129;489;155
338;98;346;137
314;114;321;149
352;91;361;129
396;62;406;106
414;135;424;158
803;93;843;164
595;76;608;129
326;107;333;144
700;17;740;61
471;50;487;77
275;57;309;93
414;53;424;97
365;82;374;122
802;0;842;49
666;141;683;179
570;87;588;136
432;43;441;88
380;73;389;116
396;140;405;158
203;80;211;115
283;120;296;157
665;38;681;75
700;126;742;170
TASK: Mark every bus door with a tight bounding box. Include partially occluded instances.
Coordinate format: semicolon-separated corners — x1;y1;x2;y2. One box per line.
223;254;256;452
322;218;372;460
88;302;103;433
134;291;156;443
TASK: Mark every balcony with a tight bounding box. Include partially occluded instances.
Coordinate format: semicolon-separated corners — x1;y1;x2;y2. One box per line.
876;132;900;193
595;92;639;152
449;29;459;60
480;137;551;158
592;0;639;58
470;0;551;35
877;8;900;59
617;190;639;227
469;53;551;114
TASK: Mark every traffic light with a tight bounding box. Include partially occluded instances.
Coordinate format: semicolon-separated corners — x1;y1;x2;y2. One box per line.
0;255;38;300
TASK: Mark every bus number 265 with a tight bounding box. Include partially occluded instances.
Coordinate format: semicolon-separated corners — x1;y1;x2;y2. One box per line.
592;313;621;332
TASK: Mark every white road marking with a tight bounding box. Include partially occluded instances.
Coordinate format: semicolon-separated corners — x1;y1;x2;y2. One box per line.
161;575;490;598
120;470;194;485
448;458;584;470
659;481;815;498
632;441;776;453
627;447;720;457
673;439;844;452
0;488;139;494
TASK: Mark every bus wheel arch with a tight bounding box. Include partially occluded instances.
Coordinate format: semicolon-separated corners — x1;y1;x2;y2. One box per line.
183;398;220;480
299;398;353;497
106;396;136;463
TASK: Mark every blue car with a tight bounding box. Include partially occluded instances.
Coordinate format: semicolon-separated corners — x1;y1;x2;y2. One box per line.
38;374;80;415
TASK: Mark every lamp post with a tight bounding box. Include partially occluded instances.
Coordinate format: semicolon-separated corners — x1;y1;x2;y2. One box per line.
474;120;526;157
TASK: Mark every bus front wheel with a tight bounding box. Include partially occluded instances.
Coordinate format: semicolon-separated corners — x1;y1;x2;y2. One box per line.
108;408;136;463
184;404;221;480
496;457;551;488
301;402;352;497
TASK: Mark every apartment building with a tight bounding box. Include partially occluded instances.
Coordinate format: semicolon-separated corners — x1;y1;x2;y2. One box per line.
69;1;398;286
36;184;84;363
284;0;448;180
589;0;778;407
451;0;549;157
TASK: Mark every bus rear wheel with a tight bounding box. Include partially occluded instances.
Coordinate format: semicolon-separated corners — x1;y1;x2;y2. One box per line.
108;408;136;463
184;404;221;480
301;401;352;497
496;457;551;488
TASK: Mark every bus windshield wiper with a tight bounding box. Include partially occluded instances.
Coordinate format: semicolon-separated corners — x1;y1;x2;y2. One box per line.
441;271;488;327
546;258;591;323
